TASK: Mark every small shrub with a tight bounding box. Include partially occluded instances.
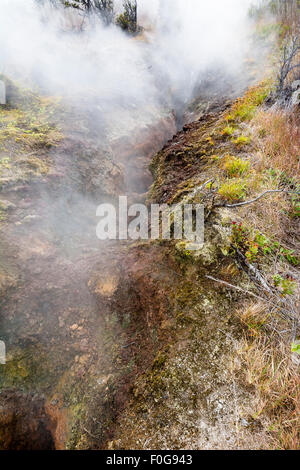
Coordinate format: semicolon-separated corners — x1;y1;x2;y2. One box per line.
223;155;250;177
273;274;297;296
231;222;261;262
222;126;235;136
218;179;247;202
233;135;251;146
116;0;137;33
225;82;271;122
290;193;300;218
255;232;273;255
291;342;300;355
245;242;259;262
232;221;247;246
278;247;299;266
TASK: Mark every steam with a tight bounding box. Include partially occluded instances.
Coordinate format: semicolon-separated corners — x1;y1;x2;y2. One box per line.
0;0;258;114
152;0;257;103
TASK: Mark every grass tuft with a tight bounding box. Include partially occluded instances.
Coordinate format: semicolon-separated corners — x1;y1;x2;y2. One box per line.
223;155;250;177
218;178;247;202
235;317;300;450
222;126;235;136
233;135;252;146
252;109;300;177
225;82;271;123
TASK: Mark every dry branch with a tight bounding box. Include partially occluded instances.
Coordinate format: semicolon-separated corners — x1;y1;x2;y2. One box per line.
222;189;299;209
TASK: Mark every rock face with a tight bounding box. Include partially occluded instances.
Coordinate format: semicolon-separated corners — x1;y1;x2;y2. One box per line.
103;105;270;450
0;81;176;450
0;340;5;365
0;392;55;450
0;80;6;105
0;79;272;450
288;80;300;107
291;89;300;107
111;113;176;194
291;80;300;91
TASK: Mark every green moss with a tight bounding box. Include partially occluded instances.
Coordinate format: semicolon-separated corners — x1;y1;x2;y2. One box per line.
152;351;168;370
0;344;52;391
65;403;87;450
0;77;63;187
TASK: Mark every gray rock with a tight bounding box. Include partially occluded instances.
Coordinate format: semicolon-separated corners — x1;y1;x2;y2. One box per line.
0;340;5;365
291;89;300;106
291;80;300;91
241;418;250;428
0;80;6;105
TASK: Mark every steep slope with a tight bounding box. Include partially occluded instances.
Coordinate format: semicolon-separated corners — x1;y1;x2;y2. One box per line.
0;75;298;450
105;90;300;450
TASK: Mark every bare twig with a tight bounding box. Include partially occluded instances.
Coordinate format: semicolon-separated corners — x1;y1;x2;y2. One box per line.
121;341;136;349
222;189;298;209
205;275;268;301
205;275;299;325
234;247;273;294
277;32;300;94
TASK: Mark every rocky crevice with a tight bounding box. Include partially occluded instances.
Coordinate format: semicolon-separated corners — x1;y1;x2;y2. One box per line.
0;79;275;450
0;83;177;449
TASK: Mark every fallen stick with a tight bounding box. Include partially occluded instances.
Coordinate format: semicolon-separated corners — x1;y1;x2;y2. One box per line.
223;190;299;209
205;275;267;302
205;275;298;325
234;247;273;294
